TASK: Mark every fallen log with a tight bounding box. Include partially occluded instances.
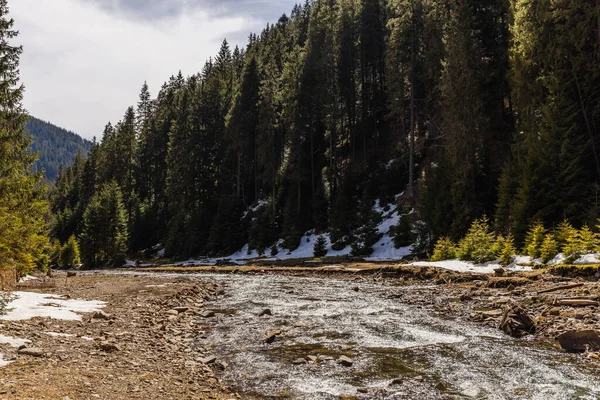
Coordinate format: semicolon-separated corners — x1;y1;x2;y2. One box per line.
555;299;598;307
537;283;584;294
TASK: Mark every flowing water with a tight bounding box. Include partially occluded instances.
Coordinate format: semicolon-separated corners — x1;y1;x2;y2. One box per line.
192;273;600;400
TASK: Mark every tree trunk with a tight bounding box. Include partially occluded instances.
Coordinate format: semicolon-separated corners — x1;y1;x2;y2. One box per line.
408;18;417;205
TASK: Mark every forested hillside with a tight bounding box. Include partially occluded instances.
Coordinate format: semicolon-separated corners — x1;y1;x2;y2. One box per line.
49;0;600;265
26;117;92;181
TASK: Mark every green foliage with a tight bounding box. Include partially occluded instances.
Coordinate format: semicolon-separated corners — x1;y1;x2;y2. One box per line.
0;2;49;275
393;214;413;249
563;225;598;262
43;0;600;265
431;237;456;261
523;221;545;259
351;193;382;257
456;216;496;263
26;117;91;181
80;182;128;267
313;235;328;258
540;234;558;264
0;291;16;316
554;219;576;253
60;235;81;269
498;235;517;267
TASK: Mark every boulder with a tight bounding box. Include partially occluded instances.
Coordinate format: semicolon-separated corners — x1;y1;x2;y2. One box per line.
556;330;600;353
292;358;307;365
494;268;505;277
98;342;121;352
18;347;44;357
200;356;217;364
263;329;282;344
92;311;112;320
258;309;272;317
200;310;215;318
337;355;353;367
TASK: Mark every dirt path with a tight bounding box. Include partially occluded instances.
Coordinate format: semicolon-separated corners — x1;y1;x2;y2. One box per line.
0;274;237;400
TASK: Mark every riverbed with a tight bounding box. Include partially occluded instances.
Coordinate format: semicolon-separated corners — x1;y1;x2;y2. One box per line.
191;273;600;399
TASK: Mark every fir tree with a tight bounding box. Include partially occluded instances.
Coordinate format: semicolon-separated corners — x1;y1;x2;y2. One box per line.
0;1;49;275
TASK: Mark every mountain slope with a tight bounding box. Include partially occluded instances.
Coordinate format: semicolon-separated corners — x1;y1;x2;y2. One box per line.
26;117;92;181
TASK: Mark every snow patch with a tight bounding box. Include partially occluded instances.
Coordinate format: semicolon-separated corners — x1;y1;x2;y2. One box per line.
44;332;74;338
0;292;105;321
18;275;38;283
0;354;9;367
0;334;30;347
408;260;532;274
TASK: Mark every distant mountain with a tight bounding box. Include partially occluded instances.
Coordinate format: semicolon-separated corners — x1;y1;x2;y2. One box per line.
26;117;92;181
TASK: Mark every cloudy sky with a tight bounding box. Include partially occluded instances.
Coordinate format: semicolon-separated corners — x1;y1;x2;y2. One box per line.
11;0;296;139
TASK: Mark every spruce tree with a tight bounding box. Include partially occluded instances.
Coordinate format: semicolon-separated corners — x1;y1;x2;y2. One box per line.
0;1;49;275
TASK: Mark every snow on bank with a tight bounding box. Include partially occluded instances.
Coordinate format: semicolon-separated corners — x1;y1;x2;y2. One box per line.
18;275;39;283
0;334;30;347
408;260;532;274
0;292;105;321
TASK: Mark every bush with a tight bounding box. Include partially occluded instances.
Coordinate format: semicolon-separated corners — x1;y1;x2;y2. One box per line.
523;221;545;259
540;234;558;264
313;236;328;258
554;219;576;252
499;235;516;266
431;237;457;261
456;216;496;263
60;235;81;269
564;225;597;262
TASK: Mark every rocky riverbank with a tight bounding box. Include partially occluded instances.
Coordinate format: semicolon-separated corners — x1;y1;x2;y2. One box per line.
138;263;600;359
0;273;237;400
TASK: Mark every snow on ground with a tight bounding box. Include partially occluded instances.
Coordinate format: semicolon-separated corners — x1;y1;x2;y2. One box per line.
18;275;38;283
0;334;31;347
0;292;105;321
0;292;105;367
574;253;600;264
43;332;75;338
408;260;532;274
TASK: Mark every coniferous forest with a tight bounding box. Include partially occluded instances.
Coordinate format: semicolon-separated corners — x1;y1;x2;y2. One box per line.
26;117;92;181
48;0;600;266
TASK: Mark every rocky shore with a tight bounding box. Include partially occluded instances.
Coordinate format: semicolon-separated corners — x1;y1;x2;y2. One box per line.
0;273;237;400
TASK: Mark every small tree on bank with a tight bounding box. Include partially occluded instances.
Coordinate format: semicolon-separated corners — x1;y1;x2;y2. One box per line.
313;235;328;258
80;182;128;267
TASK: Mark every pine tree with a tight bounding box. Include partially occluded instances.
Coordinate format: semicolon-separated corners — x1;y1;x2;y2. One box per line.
80;182;128;267
60;235;81;269
313;235;328;258
0;1;49;275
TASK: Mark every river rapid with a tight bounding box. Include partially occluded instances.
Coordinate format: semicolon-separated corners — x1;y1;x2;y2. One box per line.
102;271;600;399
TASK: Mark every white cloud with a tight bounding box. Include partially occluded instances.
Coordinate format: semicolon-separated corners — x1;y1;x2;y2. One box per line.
11;0;265;139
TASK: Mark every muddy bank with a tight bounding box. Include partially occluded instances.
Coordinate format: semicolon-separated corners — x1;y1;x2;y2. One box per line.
0;274;237;400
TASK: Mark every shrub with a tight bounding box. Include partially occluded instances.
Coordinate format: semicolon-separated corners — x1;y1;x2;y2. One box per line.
431;237;457;261
540;234;558;264
564;225;597;262
456;216;495;263
60;235;81;269
499;235;516;266
50;240;63;268
554;219;576;252
313;236;328;258
523;221;545;259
